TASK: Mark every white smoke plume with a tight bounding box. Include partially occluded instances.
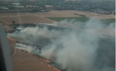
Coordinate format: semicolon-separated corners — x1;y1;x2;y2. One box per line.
7;18;115;71
16;43;40;54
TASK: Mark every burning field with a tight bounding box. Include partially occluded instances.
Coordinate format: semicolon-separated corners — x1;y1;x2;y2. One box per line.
7;18;115;71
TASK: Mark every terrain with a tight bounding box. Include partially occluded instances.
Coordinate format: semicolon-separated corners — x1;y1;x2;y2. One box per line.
9;39;58;71
0;10;115;24
0;1;115;70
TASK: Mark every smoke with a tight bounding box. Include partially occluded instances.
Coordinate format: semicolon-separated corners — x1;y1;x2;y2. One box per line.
7;18;115;71
16;43;40;54
8;26;61;45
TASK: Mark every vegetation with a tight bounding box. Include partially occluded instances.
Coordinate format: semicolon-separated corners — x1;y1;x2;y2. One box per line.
47;17;115;24
47;17;89;22
0;0;115;13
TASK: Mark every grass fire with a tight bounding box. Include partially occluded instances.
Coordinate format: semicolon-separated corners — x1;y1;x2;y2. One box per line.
7;18;115;71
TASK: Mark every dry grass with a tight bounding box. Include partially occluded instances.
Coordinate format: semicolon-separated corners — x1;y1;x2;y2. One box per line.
0;15;54;24
8;40;56;71
0;10;115;25
30;10;115;19
12;50;55;71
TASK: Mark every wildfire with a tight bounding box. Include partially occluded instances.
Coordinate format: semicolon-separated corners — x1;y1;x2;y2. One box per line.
39;58;50;63
18;48;50;63
41;63;60;71
8;38;59;71
8;38;17;43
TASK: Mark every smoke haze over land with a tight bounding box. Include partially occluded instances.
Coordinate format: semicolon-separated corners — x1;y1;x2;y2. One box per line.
8;18;115;71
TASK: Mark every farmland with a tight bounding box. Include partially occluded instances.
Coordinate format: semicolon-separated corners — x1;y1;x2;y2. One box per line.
47;16;115;24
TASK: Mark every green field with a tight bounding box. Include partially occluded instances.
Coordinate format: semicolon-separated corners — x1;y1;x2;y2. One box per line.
47;17;115;24
47;17;89;22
